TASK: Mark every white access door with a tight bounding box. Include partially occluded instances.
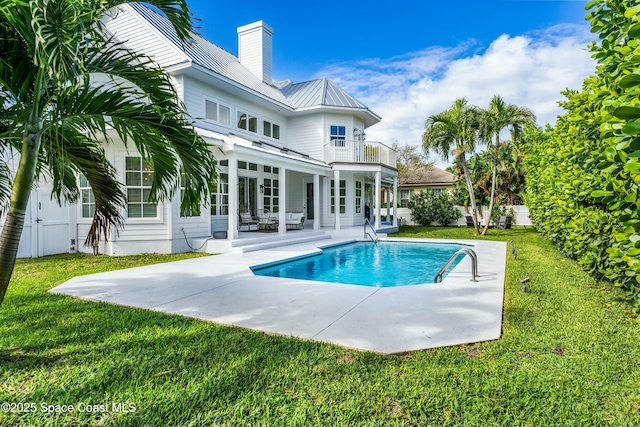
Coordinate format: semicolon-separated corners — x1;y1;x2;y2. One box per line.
35;190;74;257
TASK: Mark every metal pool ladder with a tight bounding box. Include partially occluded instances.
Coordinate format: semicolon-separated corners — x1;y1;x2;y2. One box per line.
364;218;379;243
434;247;478;283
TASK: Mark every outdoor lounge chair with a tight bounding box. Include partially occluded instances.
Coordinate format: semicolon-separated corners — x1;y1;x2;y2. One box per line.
239;211;259;231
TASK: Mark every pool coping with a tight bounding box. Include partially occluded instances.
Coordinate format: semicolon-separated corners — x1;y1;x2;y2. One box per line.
49;236;507;354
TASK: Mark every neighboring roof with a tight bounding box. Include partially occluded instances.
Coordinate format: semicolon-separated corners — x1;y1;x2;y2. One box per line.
127;4;378;122
399;166;454;186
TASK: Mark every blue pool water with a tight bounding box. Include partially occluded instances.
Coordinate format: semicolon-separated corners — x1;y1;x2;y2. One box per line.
251;241;466;287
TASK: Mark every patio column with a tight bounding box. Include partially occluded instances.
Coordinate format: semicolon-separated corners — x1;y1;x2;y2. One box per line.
386;185;391;223
334;169;340;230
393;176;398;227
228;154;238;239
278;167;286;235
313;173;320;230
375;171;381;229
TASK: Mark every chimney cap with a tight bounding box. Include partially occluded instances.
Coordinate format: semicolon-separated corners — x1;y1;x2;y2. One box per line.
237;20;273;35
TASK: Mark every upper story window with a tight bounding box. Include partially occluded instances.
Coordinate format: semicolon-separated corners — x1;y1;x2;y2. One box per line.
263;120;280;140
237;111;258;133
330;125;346;147
205;100;230;125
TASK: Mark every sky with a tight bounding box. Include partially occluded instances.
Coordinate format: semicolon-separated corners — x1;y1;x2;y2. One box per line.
186;0;597;165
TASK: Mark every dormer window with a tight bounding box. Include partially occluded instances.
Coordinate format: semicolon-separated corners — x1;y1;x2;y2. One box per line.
263;120;280;140
205;99;230;125
237;111;258;133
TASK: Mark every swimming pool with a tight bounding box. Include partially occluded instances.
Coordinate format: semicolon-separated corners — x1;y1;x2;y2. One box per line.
251;241;467;287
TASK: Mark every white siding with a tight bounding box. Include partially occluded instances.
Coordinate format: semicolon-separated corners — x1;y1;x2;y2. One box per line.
285;171;304;212
287;114;324;159
105;5;188;68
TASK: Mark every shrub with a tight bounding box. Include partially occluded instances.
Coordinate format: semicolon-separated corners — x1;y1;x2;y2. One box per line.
408;191;461;226
524;0;640;311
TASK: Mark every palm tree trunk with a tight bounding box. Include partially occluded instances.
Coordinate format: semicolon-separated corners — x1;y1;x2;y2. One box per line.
459;153;479;234
482;150;498;236
0;127;41;306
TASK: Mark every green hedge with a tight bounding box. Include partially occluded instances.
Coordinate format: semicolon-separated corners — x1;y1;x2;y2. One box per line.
524;0;640;310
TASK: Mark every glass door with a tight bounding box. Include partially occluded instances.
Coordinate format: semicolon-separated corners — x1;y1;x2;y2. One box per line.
239;177;258;215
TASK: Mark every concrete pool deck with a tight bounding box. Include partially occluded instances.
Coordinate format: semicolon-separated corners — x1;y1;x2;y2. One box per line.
49;231;507;354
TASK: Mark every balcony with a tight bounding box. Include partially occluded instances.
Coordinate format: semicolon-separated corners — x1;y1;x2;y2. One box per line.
323;140;397;168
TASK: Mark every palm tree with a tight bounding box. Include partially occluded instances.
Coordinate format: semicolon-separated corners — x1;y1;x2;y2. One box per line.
479;96;535;235
423;98;482;234
0;0;216;305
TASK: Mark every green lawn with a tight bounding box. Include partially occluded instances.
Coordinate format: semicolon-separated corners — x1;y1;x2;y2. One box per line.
1;229;639;426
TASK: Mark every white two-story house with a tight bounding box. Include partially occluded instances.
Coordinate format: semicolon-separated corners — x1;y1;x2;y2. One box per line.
3;4;399;257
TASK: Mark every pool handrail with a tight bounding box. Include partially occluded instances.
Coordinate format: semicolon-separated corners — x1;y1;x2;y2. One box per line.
434;247;478;283
364;218;379;243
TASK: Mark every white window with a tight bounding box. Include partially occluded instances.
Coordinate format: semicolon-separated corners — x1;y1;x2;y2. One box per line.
400;189;411;208
204;100;230;125
330;179;346;214
262;175;279;213
211;160;229;216
179;169;201;217
355;181;362;214
263;120;280;140
125;156;157;218
237;111;257;133
79;174;95;219
330;125;346;147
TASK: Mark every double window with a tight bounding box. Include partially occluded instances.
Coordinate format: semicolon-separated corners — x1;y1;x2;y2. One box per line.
205;100;230;125
237;111;258;133
125;156;157;218
263;120;280;140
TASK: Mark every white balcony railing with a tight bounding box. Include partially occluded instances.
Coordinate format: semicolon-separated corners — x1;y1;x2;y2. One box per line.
323;140;397;168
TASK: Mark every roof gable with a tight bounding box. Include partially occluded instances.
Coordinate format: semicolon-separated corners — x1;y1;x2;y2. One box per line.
121;4;379;123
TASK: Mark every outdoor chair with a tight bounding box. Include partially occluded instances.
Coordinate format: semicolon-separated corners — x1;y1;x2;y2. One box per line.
258;210;278;231
239;211;259;232
465;216;474;227
496;216;512;230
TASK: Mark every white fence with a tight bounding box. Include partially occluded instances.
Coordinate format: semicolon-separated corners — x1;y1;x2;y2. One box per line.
396;205;532;227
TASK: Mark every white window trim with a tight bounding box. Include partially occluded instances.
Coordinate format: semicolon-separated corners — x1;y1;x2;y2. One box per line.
77;174;95;223
262;117;282;140
122;153;164;224
203;97;231;127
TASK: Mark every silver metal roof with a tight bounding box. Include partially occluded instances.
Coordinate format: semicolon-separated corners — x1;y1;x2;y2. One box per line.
128;4;378;119
277;78;368;109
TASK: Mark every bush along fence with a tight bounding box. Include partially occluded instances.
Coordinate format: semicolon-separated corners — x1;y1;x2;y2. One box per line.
397;205;531;227
524;0;640;311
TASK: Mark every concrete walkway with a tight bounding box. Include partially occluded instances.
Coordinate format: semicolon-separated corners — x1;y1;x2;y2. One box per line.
50;231;506;354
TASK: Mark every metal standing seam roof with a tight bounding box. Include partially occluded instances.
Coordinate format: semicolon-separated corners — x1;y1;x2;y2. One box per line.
127;4;377;114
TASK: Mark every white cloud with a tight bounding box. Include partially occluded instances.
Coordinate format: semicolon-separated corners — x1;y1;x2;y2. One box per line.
314;24;595;167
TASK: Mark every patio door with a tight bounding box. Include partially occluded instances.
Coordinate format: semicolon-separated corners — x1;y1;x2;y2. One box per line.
239;177;257;215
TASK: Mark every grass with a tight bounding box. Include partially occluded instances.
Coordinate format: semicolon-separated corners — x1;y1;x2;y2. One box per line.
1;228;639;426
